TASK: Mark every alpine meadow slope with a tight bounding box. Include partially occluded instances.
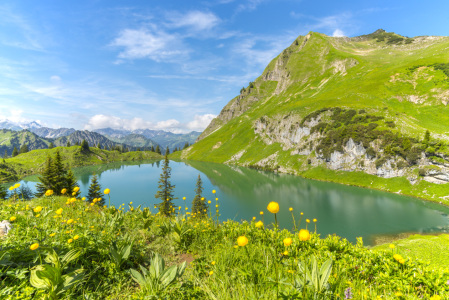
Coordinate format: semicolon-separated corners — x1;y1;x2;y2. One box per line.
179;30;449;202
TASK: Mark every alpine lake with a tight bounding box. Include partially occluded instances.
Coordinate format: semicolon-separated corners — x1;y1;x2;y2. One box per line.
14;160;449;246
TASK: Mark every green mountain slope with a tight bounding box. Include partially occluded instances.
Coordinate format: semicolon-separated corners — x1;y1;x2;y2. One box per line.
0;146;162;183
0;129;50;156
180;30;449;202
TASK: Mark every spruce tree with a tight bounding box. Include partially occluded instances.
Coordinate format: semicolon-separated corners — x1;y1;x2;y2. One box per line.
4;150;7;159
19;144;29;154
12;147;18;157
35;156;55;196
155;145;161;154
66;169;80;197
49;142;54;149
183;142;189;149
192;174;208;216
155;154;176;216
51;150;67;194
0;184;8;199
81;139;89;152
165;146;170;155
67;141;71;147
86;174;104;205
424;130;431;145
150;145;155;152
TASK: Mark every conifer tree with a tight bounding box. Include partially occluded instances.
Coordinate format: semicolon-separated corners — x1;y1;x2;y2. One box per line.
192;174;208;216
4;150;7;159
424;130;431;145
150;145;155;152
0;184;8;199
35;156;55;196
67;141;71;147
183;142;189;149
49;142;54;149
86;174;104;205
12;147;18;157
19;144;29;154
155;154;176;216
51;150;67;194
81;139;89;152
165;146;170;155
66;169;80;198
155;145;161;154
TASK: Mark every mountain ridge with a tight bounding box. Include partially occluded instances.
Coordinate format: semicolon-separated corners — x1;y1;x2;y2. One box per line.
179;29;449;202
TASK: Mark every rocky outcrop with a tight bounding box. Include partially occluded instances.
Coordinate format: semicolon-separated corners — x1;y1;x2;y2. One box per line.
0;220;12;237
253;113;449;185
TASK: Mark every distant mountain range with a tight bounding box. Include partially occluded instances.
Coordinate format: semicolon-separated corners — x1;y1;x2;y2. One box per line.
0;121;201;155
94;128;201;151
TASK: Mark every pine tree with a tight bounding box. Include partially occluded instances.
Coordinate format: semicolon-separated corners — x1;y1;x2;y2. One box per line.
155;154;176;216
67;141;71;147
87;174;104;205
35;156;55;196
0;184;8;199
424;130;431;144
12;147;18;157
4;150;7;159
81;139;89;152
150;145;155;152
183;142;189;149
66;169;80;197
19;144;29;154
155;145;161;154
165;146;170;155
51;150;67;194
49;142;54;149
192;174;208;216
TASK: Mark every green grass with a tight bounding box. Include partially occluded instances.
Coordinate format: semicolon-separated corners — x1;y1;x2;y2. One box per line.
1;146;162;183
2;193;449;299
182;31;449;205
373;234;449;270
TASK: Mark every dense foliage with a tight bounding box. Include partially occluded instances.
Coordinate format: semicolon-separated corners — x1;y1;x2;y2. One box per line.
1;184;449;299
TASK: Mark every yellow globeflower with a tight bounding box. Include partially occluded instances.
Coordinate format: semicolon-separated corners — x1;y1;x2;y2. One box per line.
260;211;263;215
68;239;73;244
313;218;317;222
55;208;63;215
283;251;289;256
9;186;14;191
212;190;216;194
73;235;79;240
430;295;441;300
30;243;39;251
255;221;264;228
393;254;403;262
72;192;76;196
306;219;310;223
45;190;53;196
267;202;279;214
104;188;110;194
211;261;216;265
289;207;293;212
283;237;293;247
209;271;214;276
208;200;211;204
389;244;395;249
237;236;248;247
299;229;311;241
90;203;94;206
49;233;56;237
10;216;16;222
61;188;67;194
67;219;74;224
82;197;86;201
73;187;80;193
33;206;43;213
14;183;20;189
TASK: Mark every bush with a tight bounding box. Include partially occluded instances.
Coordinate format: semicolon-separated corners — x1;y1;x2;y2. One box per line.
418;168;426;176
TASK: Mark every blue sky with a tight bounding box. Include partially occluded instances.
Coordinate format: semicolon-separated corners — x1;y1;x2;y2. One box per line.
1;0;448;133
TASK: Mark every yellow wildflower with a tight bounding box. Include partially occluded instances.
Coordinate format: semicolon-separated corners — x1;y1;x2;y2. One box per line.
49;233;56;237
73;187;80;193
68;239;73;243
73;235;79;240
299;229;311;241
237;236;248;247
255;221;264;228
67;219;74;224
30;243;39;250
55;208;63;215
33;206;43;213
283;237;292;247
61;188;67;194
9;216;16;222
267;201;279;214
104;188;110;194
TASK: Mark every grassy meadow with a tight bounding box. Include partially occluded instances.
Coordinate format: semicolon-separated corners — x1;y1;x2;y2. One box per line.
1;185;449;299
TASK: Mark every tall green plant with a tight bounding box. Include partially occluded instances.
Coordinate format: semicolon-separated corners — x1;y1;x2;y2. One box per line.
130;252;186;297
154;154;176;216
191;174;208;216
86;174;104;204
30;248;85;300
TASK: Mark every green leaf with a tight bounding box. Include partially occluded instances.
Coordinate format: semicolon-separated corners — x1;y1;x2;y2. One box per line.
130;268;147;287
30;265;61;290
160;265;177;288
61;248;83;268
319;258;333;291
60;269;85;293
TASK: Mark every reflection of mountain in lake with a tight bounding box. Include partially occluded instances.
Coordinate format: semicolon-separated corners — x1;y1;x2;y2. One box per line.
186;160;449;244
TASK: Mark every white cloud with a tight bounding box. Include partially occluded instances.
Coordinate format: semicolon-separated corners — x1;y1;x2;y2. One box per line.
84;113;216;133
166;11;220;31
50;75;61;82
332;29;345;37
111;28;188;62
0;108;33;124
186;114;216;131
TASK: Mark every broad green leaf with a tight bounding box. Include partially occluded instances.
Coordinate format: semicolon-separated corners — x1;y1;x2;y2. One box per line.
319;258;333;290
160;265;177;288
61;248;83;267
